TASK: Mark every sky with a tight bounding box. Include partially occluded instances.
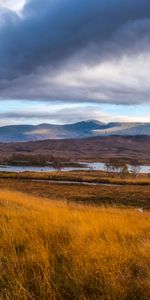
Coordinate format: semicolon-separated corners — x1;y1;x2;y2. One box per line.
0;0;150;125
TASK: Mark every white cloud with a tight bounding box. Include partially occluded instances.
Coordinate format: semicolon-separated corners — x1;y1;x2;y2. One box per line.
3;50;149;106
48;52;150;104
0;0;25;12
0;100;149;126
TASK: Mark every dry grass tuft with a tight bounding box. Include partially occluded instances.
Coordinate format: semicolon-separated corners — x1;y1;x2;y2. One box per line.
0;190;150;299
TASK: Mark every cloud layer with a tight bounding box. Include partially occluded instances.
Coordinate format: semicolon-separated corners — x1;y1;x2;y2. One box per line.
0;0;150;105
1;100;149;126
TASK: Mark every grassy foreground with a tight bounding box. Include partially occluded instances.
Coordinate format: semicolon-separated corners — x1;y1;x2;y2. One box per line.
0;190;150;300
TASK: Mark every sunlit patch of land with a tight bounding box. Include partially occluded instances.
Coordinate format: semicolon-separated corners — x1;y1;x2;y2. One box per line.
0;170;150;209
0;189;150;299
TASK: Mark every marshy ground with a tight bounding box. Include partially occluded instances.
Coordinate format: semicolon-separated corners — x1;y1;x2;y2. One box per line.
0;170;149;208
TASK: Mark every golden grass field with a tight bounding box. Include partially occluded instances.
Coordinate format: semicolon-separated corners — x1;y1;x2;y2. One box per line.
0;189;150;300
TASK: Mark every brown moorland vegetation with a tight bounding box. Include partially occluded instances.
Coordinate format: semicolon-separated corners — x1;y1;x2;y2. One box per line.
0;170;149;185
0;189;150;300
0;172;150;208
0;135;150;164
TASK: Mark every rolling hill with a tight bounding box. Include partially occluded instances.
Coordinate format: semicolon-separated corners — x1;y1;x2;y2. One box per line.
0;120;149;142
0;135;150;164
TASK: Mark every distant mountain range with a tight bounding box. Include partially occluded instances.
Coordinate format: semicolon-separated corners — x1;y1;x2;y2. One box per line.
0;120;149;142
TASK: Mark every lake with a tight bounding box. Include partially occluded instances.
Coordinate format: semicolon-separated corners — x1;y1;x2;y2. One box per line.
0;162;149;173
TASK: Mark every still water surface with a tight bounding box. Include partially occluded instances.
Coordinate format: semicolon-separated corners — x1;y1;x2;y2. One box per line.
0;162;149;173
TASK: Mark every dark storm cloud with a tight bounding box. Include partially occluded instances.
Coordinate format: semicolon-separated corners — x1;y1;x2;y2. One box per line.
0;0;150;80
0;0;150;104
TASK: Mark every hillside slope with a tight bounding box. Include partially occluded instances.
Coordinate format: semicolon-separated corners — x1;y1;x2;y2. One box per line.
0;120;149;142
0;135;150;163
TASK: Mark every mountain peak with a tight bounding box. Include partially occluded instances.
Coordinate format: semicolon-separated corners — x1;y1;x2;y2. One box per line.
0;120;149;142
86;119;104;125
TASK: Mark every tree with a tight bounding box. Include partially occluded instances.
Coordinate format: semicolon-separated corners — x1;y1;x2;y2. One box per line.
105;158;120;173
130;160;141;178
51;157;62;171
105;158;129;178
119;164;129;179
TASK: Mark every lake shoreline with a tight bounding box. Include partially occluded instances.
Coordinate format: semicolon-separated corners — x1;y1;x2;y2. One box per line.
0;161;149;173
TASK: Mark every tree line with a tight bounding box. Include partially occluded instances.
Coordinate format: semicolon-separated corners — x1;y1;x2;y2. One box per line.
105;158;141;178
